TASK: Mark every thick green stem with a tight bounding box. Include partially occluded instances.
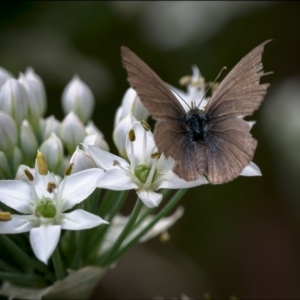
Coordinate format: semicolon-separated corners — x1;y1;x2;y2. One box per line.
106;189;187;265
52;246;66;280
0;235;41;271
98;197;143;266
0;271;45;286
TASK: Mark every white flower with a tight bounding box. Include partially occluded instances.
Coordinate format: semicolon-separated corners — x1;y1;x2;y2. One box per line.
169;65;208;111
85;121;208;208
0;78;29;126
0;111;17;152
40;133;64;173
0;153;107;264
24;67;47;117
62;75;95;124
60;112;87;153
114;87;149;128
99;206;184;254
84;121;109;151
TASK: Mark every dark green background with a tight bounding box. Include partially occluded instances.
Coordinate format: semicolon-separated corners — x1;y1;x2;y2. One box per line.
0;2;299;299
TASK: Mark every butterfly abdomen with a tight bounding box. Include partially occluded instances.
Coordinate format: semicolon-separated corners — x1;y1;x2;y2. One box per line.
185;109;209;142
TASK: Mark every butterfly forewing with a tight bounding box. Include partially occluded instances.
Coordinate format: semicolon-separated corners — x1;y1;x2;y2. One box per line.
205;40;270;121
121;46;186;121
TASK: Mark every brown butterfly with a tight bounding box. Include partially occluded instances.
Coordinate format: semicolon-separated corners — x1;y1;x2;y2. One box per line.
121;41;271;184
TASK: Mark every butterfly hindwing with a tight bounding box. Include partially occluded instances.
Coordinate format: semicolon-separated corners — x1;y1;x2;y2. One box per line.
206;118;257;183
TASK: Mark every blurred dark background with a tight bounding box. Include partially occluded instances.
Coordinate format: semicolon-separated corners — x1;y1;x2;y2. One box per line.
1;1;300;299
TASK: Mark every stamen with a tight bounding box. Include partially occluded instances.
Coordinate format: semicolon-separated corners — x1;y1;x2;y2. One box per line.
179;75;191;86
24;169;34;181
128;129;135;142
47;182;57;193
151;152;161;159
113;160;120;166
0;212;12;221
140;120;151;131
37;151;48;175
145;156;158;187
64;163;73;176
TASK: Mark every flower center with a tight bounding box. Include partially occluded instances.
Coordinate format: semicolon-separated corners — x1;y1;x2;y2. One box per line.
134;165;151;184
35;198;57;218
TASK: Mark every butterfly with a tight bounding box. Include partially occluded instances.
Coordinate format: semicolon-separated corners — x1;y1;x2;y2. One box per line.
121;41;271;184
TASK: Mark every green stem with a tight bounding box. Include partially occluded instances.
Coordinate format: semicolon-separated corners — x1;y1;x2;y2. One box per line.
71;230;86;269
98;190;115;217
52;246;66;280
98;197;143;266
85;190;128;264
0;235;42;271
0;271;45;286
105;189;187;265
0;259;21;273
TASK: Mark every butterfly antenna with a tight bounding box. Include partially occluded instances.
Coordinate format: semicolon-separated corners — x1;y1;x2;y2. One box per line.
169;86;191;110
198;66;227;108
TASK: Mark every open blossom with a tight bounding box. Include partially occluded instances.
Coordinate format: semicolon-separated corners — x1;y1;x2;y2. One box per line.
0;152;107;264
99;206;184;254
85;121;208;208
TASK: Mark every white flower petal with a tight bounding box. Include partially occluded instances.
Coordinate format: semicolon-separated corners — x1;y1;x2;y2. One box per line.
97;169;138;190
155;171;208;190
33;164;56;200
86;145;129;171
30;224;61;264
113;114;136;157
137;189;162;208
0;215;37;233
0;180;33;213
126;122;156;166
69;147;97;173
61;209;108;230
240;161;262;176
59;168;103;211
139;206;184;242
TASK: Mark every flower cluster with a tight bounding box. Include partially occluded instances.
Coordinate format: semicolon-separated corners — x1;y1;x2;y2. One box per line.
0;70;108;179
0;61;262;298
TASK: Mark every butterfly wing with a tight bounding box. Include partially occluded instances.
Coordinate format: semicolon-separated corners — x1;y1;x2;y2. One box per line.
155;120;207;181
121;46;186;121
121;46;208;181
204;40;271;184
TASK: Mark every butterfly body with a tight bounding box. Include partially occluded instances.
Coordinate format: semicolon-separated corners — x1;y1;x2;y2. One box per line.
185;108;209;143
121;41;271;184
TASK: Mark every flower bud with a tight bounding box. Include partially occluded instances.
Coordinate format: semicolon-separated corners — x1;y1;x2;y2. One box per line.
60;112;86;153
41;116;61;140
25;67;47;114
69;146;97;173
19;73;46;122
0;78;29;126
114;88;149;128
62;75;95;124
83;133;109;151
13;147;23;175
113;114;136;158
0;111;17;152
20;120;39;163
0;151;12;179
40;133;63;173
0;67;12;89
